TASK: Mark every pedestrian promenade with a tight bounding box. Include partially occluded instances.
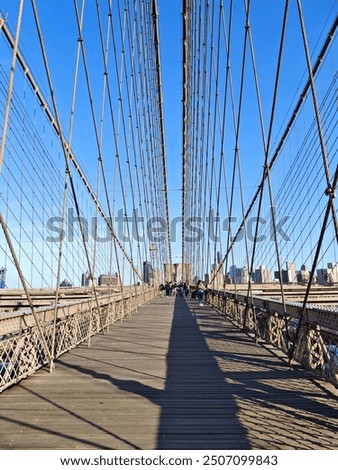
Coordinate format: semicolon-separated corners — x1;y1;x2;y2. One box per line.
0;295;337;450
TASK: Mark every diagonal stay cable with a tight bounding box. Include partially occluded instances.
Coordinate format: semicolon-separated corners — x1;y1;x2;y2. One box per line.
243;0;290;341
0;14;144;282
152;0;172;272
0;0;24;174
0;0;52;361
30;0;108;334
94;0;125;299
289;164;338;363
182;0;189;276
296;0;337;239
210;14;338;284
222;0;252;296
73;0;129;321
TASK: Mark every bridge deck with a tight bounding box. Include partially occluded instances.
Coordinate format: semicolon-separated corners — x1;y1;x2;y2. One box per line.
0;296;337;450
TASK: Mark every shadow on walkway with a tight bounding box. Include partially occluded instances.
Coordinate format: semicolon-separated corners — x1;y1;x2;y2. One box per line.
56;295;338;449
156;295;250;449
55;295;251;449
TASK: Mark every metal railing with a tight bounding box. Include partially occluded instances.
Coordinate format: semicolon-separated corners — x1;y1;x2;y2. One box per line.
206;289;338;386
0;287;157;393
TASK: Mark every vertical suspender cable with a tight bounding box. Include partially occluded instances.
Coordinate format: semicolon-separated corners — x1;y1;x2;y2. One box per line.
0;0;24;174
182;0;189;280
30;0;106;337
243;0;290;339
152;0;172;277
210;15;338;285
296;0;338;239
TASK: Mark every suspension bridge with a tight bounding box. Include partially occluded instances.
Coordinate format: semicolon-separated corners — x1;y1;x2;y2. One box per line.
0;0;337;451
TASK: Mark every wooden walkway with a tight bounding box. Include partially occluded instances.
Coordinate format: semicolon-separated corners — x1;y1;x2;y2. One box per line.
0;295;337;450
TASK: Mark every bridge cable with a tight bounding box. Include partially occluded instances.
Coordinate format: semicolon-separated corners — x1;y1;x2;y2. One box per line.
0;0;52;358
206;0;221;289
94;0;133;310
289;164;338;364
209;14;338;285
152;0;172;276
0;0;24;174
223;0;253;300
0;17;146;283
212;0;233;290
256;77;337;277
218;0;239;295
296;0;338;239
182;0;189;280
287;1;338;362
30;0;107;339
242;0;290;342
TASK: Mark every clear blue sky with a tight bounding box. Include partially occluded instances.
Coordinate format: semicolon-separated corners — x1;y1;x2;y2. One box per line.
158;0;184;260
157;0;337;267
0;0;337;287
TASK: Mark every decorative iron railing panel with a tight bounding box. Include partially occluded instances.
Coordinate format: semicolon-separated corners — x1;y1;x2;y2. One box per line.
0;288;156;393
206;289;338;386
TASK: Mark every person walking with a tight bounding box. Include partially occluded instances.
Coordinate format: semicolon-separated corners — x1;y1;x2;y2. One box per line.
159;283;165;297
184;282;190;298
165;281;171;297
196;280;205;306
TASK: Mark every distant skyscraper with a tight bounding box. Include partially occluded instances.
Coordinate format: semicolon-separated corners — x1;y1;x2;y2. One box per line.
254;266;271;284
317;263;338;284
164;263;192;284
228;265;249;284
143;261;152;284
297;264;310;284
327;263;338;283
274;269;289;284
0;267;6;288
286;261;297;283
98;274;120;286
229;265;237;282
316;268;328;284
81;271;90;287
81;271;96;287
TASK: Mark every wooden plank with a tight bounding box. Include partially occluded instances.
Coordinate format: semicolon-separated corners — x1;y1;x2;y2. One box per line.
0;295;337;450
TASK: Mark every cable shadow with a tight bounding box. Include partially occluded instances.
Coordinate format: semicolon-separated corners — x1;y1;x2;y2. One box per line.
15;294;335;450
187;302;338;447
68;350;164;380
221;368;338;433
57;297;251;449
0;415;113;450
0;383;142;450
156;295;251;450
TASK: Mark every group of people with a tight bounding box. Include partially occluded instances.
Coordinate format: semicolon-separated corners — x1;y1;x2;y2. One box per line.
159;279;206;305
159;281;189;298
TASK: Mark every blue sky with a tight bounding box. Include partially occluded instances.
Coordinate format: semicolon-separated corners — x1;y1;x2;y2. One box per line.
0;0;337;287
158;0;184;259
157;0;338;268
